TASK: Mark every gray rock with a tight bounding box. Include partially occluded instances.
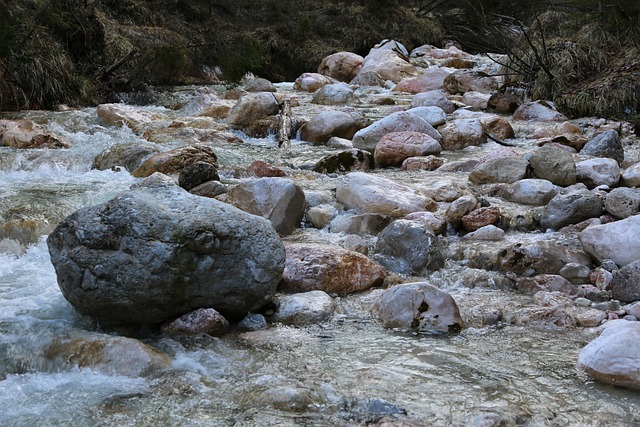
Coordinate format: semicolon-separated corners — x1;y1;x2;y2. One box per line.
226;178;306;235
410;90;456;113
242;77;277;92
329;212;392;235
610;260;640;302
622;162;640;187
468;157;528;184
374;282;464;333
513;100;568;121
406;106;447;127
161;308;229;336
498;240;592;275
463;224;505;241
575;158;620;189
373;219;445;275
189;180;228;199
577;320;640;390
271;291;335;325
558;263;591;284
501;179;557;206
299;110;366;144
540;189;603;230
352;111;441;153
578;215;640;267
227;92;279;128
46;185;285;324
528;145;576;186
444;194;478;228
581;129;624;166
605;187;640;219
311;83;356;105
443;70;498;94
92;142;160;173
238;313;268;332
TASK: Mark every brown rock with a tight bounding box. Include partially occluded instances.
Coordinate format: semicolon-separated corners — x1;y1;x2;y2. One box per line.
0;119;70;149
161;308;229;336
516;274;578;296
375;131;442;168
401;156;445;171
280;243;385;295
482;116;515;140
248;160;287;177
461;206;501;231
133;143;218;178
317;52;364;82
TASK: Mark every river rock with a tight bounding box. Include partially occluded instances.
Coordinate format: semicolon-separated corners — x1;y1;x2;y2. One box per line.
280;243;385;295
313;149;374;174
610;260;640;302
350;71;386;87
498;240;592;275
487;89;525;114
132;143;219;178
180;93;234;118
299;110;366;144
305;204;338;229
226;92;279;128
578;215;640;266
622;162;640;187
352;111;441;153
311;83;355;105
374;282;464;333
516;275;577;296
375;131;442;168
512;100;568;122
225;178;306;235
329;212;392;235
407;106;447;127
605;187;640;219
482;115;515;140
580;129;624;166
438;118;487;150
461;207;501;232
468;157;528;184
409;90;456;114
336;172;436;217
416;178;472;202
404;211;447;234
501;179;557;205
190;180;228;199
444;70;498;95
402;156;445;171
317;52;364;82
393;68;453;93
540;189;603;231
178;161;219;191
242;76;277;92
96;103;166;133
576;158;620;188
463;224;505;240
410;44;468;62
294;73;335;93
373;219;445;275
528;145;576;186
462;91;491;109
507;306;577;330
44;335;171;377
271;291;335;325
92;142;160;172
0;119;71;149
445;194;479;228
247;160;287;178
161;308;230;336
46;184;285;324
358;40;418;83
577;320;640;390
559;263;591;284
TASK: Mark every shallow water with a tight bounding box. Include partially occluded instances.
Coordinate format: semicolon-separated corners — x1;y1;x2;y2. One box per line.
2;89;640;426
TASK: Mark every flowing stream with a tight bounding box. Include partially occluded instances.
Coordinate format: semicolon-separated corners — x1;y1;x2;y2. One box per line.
2;86;640;426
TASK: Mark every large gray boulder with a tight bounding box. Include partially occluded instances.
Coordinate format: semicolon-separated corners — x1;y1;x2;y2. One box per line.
502;179;557;206
373;219;445;275
47;183;285;325
610;260;640;302
577;320;640;390
352;111;441;153
226;92;279;128
468;157;528;184
579;215;640;267
226;178;306;236
92;142;160;173
374;282;464;334
528;145;576;186
605;187;640;219
299;110;366;144
540;189;603;231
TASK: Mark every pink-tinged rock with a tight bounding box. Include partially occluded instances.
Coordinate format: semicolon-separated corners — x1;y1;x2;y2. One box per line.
401;156;445;171
293;72;336;92
0;119;70;149
403;211;447;234
394;68;454;93
516;274;577;296
462;91;491;109
358;40;418;83
513;100;568;122
438;118;487;150
444;70;498;95
161;308;229;336
317;52;364;82
410;90;456;113
375;131;442;168
482;116;515;140
410;44;469;62
579;215;640;267
280;243;385;295
248;160;287;177
461;206;501;231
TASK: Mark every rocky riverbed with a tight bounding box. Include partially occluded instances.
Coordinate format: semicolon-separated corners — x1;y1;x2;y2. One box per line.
2;39;640;425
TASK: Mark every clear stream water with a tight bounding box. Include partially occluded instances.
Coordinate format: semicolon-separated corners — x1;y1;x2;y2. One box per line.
1;87;640;426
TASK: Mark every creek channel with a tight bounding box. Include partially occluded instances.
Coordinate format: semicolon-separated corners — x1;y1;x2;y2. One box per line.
1;84;639;426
